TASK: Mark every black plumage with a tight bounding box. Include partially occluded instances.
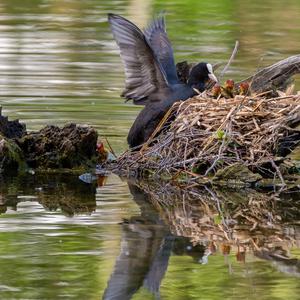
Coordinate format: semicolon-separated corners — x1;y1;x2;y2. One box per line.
108;13;218;148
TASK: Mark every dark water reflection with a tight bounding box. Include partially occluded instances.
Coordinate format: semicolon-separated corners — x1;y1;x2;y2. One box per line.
0;0;300;299
0;174;139;299
0;174;299;299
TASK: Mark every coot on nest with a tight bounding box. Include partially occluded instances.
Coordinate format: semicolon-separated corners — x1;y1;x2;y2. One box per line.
108;13;218;148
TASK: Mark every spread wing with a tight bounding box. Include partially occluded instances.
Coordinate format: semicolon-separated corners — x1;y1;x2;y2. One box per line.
144;14;179;84
108;14;169;105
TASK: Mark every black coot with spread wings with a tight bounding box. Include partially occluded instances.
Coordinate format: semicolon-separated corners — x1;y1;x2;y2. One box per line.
108;13;218;148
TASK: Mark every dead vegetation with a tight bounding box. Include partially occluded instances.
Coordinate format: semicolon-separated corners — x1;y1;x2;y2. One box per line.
113;91;300;185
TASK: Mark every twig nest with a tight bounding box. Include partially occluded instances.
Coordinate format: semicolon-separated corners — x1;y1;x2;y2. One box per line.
113;93;300;186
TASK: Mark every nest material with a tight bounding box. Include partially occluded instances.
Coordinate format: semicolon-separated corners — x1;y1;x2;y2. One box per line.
116;92;300;180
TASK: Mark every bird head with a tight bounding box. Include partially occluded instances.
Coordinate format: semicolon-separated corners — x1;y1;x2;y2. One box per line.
239;82;250;95
188;63;218;92
176;61;190;83
224;79;235;91
212;84;222;97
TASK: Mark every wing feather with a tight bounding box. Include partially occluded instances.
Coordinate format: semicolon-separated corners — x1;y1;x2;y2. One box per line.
144;14;179;84
108;14;169;105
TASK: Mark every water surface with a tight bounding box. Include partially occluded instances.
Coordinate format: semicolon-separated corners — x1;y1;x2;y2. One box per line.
0;0;299;299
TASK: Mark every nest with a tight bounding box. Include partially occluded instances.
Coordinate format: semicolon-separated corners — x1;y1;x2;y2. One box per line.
115;92;300;182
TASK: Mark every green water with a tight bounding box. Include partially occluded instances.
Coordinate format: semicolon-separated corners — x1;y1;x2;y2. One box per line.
0;0;299;299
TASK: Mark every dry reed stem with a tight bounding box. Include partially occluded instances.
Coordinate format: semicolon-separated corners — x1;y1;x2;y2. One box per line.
115;93;300;180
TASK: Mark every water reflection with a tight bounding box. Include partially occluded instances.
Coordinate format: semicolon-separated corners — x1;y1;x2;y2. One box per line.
131;180;299;259
0;0;299;298
104;182;207;300
0;174;299;299
103;179;300;299
0;174;96;216
103;183;170;299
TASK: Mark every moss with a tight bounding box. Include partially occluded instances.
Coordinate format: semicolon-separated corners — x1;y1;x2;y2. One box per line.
0;135;26;173
213;163;262;184
288;145;300;163
34;165;96;175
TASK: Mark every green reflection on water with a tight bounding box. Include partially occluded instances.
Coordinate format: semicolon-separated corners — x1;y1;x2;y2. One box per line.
0;0;300;299
0;228;105;299
159;255;300;300
0;173;300;299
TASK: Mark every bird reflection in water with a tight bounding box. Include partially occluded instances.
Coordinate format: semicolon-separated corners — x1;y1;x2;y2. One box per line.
103;183;205;300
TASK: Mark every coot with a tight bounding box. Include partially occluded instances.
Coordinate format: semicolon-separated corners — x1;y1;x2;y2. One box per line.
108;13;218;148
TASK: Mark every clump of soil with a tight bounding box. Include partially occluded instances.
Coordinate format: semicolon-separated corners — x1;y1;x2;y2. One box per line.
17;123;98;169
0;107;26;139
0;108;99;173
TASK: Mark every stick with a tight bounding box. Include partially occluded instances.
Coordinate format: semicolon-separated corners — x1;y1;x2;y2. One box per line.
219;41;239;81
270;159;286;188
140;105;175;153
105;137;117;158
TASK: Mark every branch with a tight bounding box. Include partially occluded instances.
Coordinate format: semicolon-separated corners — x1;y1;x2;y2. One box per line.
239;54;300;93
219;41;239;81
